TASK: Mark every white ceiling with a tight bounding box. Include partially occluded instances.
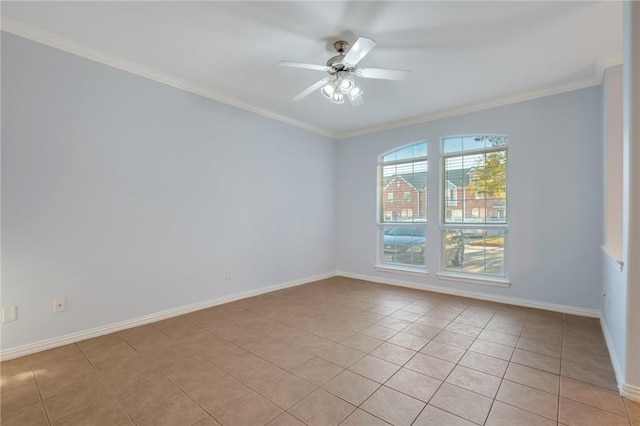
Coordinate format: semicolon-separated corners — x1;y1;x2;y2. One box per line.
1;1;622;139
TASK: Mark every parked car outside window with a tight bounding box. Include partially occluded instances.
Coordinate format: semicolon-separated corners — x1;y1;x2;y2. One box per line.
383;226;464;266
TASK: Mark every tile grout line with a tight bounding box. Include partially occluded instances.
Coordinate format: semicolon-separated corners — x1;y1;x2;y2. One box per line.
502;314;560;424
75;341;140;425
150;352;233;424
82;330;225;425
406;304;525;424
7;280;625;426
434;309;486;425
325;302;453;425
476;310;501;426
212;296;605;424
408;306;495;425
26;355;53;426
135;318;307;424
357;302;439;426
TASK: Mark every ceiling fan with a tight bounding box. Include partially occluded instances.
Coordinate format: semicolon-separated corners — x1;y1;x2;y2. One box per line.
278;37;411;106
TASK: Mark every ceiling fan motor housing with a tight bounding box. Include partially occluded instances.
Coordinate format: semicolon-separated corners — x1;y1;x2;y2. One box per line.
326;56;346;72
326;40;351;73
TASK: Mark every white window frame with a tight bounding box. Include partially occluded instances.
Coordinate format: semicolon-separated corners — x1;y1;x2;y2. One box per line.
438;135;510;286
376;142;428;276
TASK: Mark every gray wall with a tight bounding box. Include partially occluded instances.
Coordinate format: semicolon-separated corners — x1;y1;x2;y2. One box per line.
337;87;604;310
1;33;337;350
2;31;607;354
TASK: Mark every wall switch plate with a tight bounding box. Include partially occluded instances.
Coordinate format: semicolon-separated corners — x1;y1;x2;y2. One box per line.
53;297;66;313
1;306;17;323
225;269;233;280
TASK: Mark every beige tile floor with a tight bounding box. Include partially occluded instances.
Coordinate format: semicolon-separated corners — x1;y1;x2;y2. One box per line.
2;277;639;426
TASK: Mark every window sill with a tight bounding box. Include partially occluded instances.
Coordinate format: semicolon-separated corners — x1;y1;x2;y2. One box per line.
601;245;624;272
437;272;510;287
375;264;429;278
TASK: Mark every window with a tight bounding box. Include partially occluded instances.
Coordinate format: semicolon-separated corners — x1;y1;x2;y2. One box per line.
378;142;427;272
441;135;508;283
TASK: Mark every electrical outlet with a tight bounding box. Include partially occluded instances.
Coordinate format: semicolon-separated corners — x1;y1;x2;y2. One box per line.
53;297;66;313
225;269;233;280
1;306;17;323
368;256;374;265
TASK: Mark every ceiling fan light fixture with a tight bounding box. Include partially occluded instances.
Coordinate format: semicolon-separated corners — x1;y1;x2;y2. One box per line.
339;77;355;94
348;86;364;101
321;81;335;99
331;91;345;104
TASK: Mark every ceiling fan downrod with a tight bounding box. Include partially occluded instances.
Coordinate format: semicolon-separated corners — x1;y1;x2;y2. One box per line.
327;40;350;71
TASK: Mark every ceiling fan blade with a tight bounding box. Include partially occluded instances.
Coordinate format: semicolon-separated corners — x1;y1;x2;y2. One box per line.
342;37;376;67
348;93;364;107
292;78;330;101
356;67;411;81
278;61;331;72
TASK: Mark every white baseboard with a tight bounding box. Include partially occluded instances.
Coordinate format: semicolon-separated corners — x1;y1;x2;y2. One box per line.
1;270;604;361
340;270;635;402
600;317;640;402
336;270;601;318
621;383;640;401
0;272;334;361
600;317;626;395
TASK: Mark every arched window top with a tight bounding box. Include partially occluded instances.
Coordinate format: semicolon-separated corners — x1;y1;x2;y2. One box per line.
380;141;427;163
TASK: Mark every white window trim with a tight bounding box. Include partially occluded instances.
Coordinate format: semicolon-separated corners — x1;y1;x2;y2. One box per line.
375;264;429;277
601;245;624;272
377;142;428;273
440;136;509;285
438;226;510;285
437;271;510;287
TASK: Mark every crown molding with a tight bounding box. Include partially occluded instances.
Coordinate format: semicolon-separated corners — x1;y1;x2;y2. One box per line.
0;17;338;140
336;56;623;140
335;76;605;140
1;17;618;142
